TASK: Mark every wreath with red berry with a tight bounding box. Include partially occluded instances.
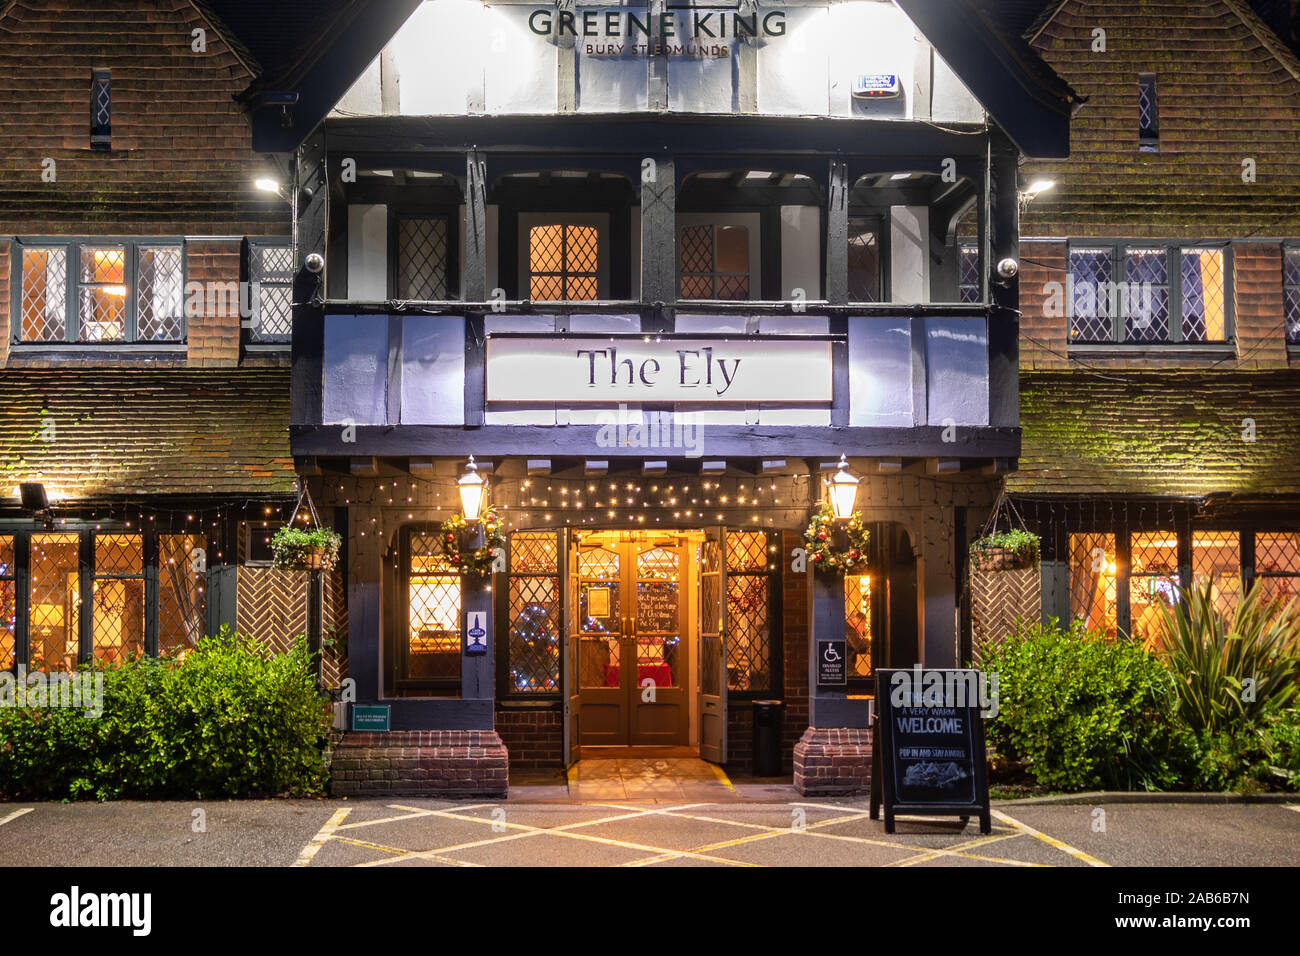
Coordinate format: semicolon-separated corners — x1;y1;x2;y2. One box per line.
439;507;506;577
803;501;870;575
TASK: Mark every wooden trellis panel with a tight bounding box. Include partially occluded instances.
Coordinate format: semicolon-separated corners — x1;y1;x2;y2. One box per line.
971;565;1041;648
235;567;348;689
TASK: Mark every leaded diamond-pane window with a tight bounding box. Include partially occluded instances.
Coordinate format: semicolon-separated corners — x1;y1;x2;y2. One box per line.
959;244;981;304
20;247;67;342
1068;533;1117;640
1283;250;1300;345
1181;248;1228;342
530;224;599;301
136;246;185;341
405;532;462;688
1069;248;1114;342
724;531;771;693
91;69;111;149
30;534;80;673
78;246;127;342
848;219;882;302
1138;73;1158;151
1123;248;1170;343
505;531;561;695
249;242;294;344
1192;531;1242;619
844;572;872;682
397;217;450;300
1130;532;1180;649
92;534;144;666
679;224;750;300
1254;532;1300;608
0;537;14;671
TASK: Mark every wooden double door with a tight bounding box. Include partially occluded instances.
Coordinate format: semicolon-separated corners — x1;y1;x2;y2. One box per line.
571;533;690;746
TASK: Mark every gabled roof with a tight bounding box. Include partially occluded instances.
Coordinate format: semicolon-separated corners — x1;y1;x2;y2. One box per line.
219;0;1077;158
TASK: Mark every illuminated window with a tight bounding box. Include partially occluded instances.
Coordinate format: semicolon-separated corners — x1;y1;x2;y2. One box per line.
1284;249;1300;345
725;531;770;693
29;534;80;673
159;534;207;657
402;530;463;695
844;572;872;685
1254;532;1300;607
0;537;14;671
679;224;750;300
1192;531;1242;619
16;239;185;345
529;224;599;301
93;534;145;665
1068;533;1118;639
1180;248;1228;343
505;531;560;695
1130;532;1180;650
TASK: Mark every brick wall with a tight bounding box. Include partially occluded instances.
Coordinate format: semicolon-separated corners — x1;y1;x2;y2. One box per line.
0;241;9;367
781;530;811;768
1234;242;1291;369
495;706;563;770
186;239;243;367
1019;240;1068;370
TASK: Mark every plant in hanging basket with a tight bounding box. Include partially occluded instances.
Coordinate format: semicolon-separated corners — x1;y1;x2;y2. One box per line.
970;528;1040;571
271;526;342;571
803;501;870;576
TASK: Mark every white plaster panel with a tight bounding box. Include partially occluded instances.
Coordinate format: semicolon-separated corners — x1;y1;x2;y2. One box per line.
891;206;929;304
568;313;640;333
347;204;388;301
759;315;829;335
932;52;985;123
577;8;650;113
669;52;734;113
925;318;989;426
401;316;466;425
394;0;484;114
848;316;913;427
757;6;828;115
674;314;749;334
323;315;389;425
828;1;915;119
485;4;557;113
780;205;821;300
334;55;381;116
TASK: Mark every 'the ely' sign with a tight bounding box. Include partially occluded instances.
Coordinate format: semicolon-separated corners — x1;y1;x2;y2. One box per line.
485;335;833;404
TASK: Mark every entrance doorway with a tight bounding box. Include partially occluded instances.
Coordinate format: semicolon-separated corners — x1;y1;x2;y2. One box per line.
570;530;695;747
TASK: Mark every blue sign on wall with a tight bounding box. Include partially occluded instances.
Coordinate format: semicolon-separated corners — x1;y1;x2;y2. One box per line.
466;610;488;655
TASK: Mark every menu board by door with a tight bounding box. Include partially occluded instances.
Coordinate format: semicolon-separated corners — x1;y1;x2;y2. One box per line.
637;582;677;633
870;668;991;835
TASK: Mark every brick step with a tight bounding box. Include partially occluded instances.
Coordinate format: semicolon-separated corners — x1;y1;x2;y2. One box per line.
330;730;509;797
793;726;872;796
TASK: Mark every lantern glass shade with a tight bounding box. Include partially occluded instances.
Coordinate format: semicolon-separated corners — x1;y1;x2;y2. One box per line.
826;456;860;520
458;457;487;520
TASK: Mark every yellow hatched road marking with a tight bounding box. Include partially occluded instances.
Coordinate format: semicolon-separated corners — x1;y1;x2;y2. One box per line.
0;808;35;829
706;763;736;792
293;808;351;867
336;803;492;830
991;808;1109;867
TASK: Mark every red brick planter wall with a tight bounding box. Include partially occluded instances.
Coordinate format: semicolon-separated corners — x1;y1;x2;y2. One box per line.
793;727;872;796
330;730;508;797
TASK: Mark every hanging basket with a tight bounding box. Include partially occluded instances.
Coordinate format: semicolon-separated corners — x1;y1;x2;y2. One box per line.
969;495;1040;573
271;481;342;572
973;545;1037;572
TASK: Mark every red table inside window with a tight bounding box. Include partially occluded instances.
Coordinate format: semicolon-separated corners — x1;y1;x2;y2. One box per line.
605;663;673;688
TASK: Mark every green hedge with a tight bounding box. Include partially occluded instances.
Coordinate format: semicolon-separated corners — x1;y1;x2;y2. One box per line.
0;631;331;801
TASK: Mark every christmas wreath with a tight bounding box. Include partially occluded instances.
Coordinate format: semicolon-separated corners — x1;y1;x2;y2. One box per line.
439;507;506;577
803;501;870;575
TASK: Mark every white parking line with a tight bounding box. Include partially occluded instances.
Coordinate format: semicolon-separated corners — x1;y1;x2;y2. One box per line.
0;808;34;829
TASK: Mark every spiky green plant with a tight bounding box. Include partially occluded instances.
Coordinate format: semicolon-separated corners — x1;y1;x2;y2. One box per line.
1154;582;1300;734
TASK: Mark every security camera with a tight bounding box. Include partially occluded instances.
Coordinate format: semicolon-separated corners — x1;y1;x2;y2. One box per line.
996;257;1019;279
305;253;325;274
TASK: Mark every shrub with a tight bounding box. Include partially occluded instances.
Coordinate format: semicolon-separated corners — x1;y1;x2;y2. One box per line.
0;630;330;801
977;618;1194;792
1190;708;1300;793
1153;582;1300;735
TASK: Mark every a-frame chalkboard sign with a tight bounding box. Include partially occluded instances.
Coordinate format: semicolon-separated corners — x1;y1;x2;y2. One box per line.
869;668;992;834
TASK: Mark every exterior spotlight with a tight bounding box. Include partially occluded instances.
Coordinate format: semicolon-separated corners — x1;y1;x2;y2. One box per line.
255;178;281;193
19;482;49;511
1022;179;1056;198
825;455;861;520
458;455;487;520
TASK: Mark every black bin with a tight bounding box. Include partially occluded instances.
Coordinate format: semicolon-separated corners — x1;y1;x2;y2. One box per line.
752;699;786;776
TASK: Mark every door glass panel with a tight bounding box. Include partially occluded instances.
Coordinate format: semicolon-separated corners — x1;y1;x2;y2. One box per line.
30;534;80;672
1130;531;1180;649
92;533;145;666
635;546;680;689
1255;532;1300;607
407;532;462;686
1192;532;1242;618
1069;533;1118;639
578;546;620;687
845;572;872;682
0;537;14;670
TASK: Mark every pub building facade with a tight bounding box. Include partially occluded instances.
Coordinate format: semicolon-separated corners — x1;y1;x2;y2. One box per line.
243;0;1075;795
1007;0;1300;648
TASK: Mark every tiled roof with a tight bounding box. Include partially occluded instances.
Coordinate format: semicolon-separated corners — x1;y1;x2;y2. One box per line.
1020;0;1300;236
0;369;295;500
1008;371;1300;496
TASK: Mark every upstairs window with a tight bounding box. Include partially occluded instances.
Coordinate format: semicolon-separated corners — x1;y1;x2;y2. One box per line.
529;223;599;301
15;239;186;345
1069;242;1230;345
1138;74;1158;152
247;240;294;344
395;215;453;300
959;243;981;304
679;224;750;300
847;217;883;303
91;69;111;150
1284;247;1300;345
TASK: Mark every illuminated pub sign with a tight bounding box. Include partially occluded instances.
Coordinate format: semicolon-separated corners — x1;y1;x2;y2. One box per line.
527;5;789;56
485;334;833;404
